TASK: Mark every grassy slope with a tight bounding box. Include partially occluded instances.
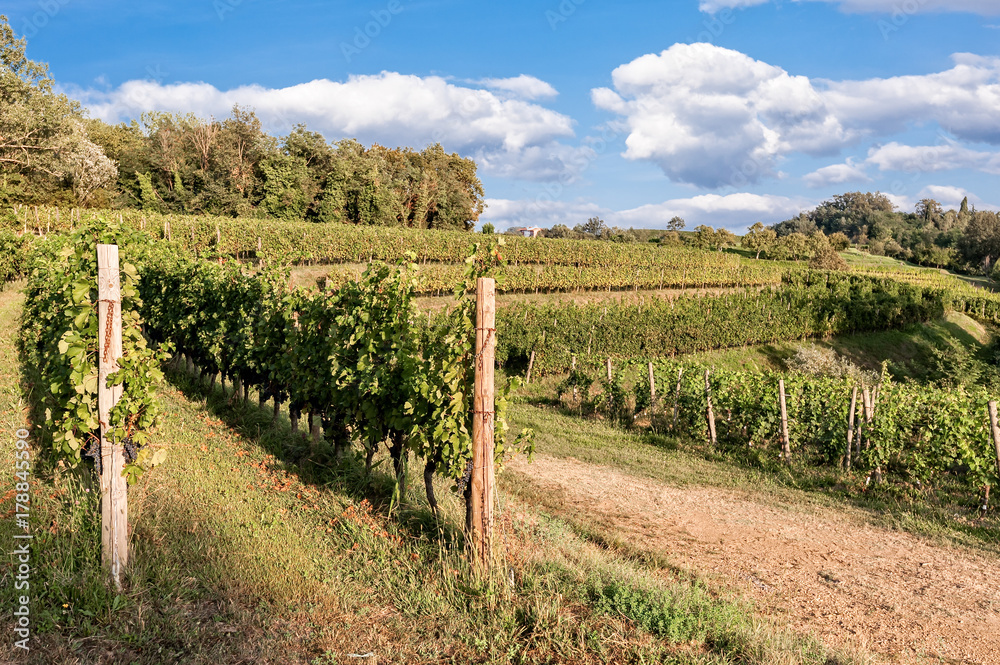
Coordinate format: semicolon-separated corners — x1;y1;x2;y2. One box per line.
0;287;867;664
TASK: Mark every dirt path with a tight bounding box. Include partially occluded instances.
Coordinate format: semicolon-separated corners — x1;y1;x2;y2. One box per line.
509;454;1000;665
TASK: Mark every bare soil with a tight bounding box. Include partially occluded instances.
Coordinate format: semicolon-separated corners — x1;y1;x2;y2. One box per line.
509;454;1000;665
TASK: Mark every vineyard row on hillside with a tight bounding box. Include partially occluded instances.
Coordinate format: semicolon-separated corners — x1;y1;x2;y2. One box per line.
3;206;741;269
493;272;955;375
595;359;1000;502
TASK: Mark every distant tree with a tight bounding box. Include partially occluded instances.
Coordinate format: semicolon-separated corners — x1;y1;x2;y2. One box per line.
916;198;943;225
692;225;716;250
575;216;607;238
828;231;851;251
666;216;686;232
809;244;848;271
714;228;737;251
743;222;777;259
779;232;810;261
545;224;573;239
480;223;495;234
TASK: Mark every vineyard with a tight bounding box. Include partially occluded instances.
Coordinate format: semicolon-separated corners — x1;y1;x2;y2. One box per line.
7;213;1000;664
556;358;1000;506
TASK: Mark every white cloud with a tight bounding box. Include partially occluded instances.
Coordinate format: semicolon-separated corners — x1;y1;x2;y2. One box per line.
480;197;609;230
866;142;1000;174
594;44;1000;187
482;192;811;232
700;0;1000;15
68;72;581;181
803;160;870;188
612;192;813;231
917;185;1000;211
592;43;851;188
477;75;558;100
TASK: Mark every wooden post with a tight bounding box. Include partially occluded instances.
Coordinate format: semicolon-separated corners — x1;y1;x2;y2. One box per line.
571;355;578;402
672;367;683;429
648;362;656;404
606;357;612;383
470;277;496;577
846;386;858;470
988;402;1000;496
525;350;535;385
779;379;790;462
705;369;716;445
862;388;873;451
97;244;127;589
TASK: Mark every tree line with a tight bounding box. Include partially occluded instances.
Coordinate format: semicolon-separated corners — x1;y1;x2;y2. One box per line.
767;191;1000;276
0;16;485;229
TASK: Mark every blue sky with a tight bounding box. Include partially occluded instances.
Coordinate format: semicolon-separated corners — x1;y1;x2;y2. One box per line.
8;0;1000;230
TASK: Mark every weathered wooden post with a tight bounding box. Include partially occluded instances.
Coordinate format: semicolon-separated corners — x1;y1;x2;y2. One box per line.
470;277;496;577
779;379;790;462
846;386;858;470
705;369;716;446
97;244;128;589
987;402;1000;511
648;362;656;403
672;367;683;430
525;350;535;385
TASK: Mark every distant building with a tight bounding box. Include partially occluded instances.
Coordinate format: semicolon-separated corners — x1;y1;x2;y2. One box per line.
517;226;543;238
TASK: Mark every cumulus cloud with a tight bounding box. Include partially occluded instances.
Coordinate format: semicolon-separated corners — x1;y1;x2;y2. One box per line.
67;72;581;180
477;75;558;100
700;0;1000;15
803;160;871;188
612;192;813;230
917;185;1000;211
594;44;1000;187
866;142;1000;175
592;43;851;188
480;198;610;230
481;192;811;232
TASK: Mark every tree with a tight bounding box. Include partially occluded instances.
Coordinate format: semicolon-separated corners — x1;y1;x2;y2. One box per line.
714;228;737;251
779;232;810;261
828;231;851;251
692;225;716;250
0;16;99;204
916;198;943;226
480;223;495;234
743;222;776;259
809;244;848;271
575;216;607;238
666;216;685;232
64;122;118;206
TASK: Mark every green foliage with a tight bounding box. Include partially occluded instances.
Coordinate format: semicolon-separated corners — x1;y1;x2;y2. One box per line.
137;238;532;507
497;271;949;376
0;228;31;284
588;578;719;642
17;219;170;481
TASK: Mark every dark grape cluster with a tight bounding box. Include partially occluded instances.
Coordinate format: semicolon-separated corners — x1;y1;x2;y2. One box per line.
123;435;142;465
456;459;474;494
83;437;102;476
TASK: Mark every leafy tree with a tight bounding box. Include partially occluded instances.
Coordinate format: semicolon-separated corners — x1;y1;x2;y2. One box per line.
916;198;943;226
480;222;495;234
779;232;809;261
743;222;776;259
714;228;736;251
828;232;850;251
666;216;685;232
691;225;716;250
575;216;607;238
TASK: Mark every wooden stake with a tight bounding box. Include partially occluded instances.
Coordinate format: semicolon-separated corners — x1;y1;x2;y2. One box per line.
606;357;612;383
705;369;716;446
571;355;578;402
525;350;535;385
672;367;683;429
470;278;496;577
779;379;790;462
648;362;656;403
846;386;857;471
97;244;127;589
988;402;1000;494
862;388;873;451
